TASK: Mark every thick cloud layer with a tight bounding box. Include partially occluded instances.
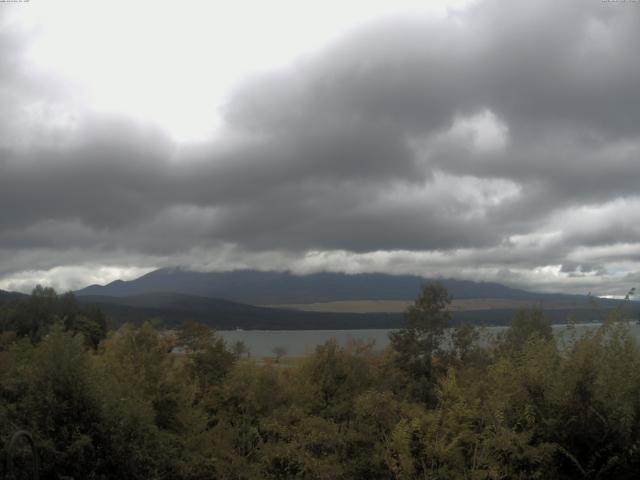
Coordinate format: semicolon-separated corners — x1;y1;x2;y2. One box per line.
1;0;640;295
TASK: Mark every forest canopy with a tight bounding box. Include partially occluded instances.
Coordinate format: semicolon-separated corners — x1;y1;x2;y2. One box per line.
1;284;640;479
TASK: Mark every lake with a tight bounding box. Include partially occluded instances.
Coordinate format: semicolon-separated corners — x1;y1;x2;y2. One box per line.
218;322;640;358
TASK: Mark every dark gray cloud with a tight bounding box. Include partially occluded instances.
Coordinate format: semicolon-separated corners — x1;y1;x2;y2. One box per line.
1;0;640;294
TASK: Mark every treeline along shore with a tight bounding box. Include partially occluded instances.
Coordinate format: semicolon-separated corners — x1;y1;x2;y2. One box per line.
1;284;640;478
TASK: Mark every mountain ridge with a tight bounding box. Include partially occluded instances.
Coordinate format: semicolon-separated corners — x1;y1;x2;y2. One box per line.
75;290;625;330
76;291;403;330
76;268;592;305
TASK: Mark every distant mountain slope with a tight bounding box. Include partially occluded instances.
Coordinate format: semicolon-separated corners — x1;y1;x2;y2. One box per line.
77;292;402;330
0;289;27;302
76;268;592;305
76;291;626;330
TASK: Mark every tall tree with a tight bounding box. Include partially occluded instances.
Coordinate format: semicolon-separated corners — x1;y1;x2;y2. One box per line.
389;282;452;405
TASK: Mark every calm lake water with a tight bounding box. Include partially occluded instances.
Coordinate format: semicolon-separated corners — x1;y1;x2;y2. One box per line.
218;323;640;358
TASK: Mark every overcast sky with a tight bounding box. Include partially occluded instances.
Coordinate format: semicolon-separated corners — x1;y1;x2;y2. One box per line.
1;0;639;296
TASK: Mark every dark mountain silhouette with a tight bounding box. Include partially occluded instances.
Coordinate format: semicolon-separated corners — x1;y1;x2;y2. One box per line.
72;269;633;329
74;291;623;330
2;277;632;330
76;292;402;330
76;268;592;305
0;289;27;301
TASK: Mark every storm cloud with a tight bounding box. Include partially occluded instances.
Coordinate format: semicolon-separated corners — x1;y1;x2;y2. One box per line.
1;0;640;295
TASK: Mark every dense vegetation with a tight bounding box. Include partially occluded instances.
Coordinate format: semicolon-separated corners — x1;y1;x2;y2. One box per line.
2;284;640;479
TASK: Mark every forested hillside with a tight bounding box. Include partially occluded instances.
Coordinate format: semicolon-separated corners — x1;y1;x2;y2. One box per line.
76;292;402;330
2;284;640;478
71;269;639;328
76;268;593;305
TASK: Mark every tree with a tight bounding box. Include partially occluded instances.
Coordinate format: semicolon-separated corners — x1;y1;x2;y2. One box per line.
451;322;480;363
298;339;374;422
0;324;104;478
272;345;287;363
178;320;215;352
61;294;108;349
389;282;451;405
191;337;236;392
178;321;236;392
0;287;107;347
499;306;552;354
232;340;250;359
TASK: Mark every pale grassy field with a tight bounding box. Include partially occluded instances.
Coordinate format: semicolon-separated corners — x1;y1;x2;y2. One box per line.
264;298;587;313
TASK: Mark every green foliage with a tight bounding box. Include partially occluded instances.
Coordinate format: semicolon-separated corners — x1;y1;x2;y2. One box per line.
178;321;237;394
0;324;103;478
389;282;452;404
0;286;107;348
3;285;640;479
297;339;374;422
498;306;553;353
